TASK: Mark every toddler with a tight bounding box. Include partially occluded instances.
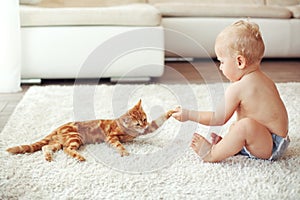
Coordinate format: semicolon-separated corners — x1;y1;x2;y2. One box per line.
172;20;290;162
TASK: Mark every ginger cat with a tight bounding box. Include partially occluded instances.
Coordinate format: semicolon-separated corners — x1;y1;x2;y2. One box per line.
7;100;174;162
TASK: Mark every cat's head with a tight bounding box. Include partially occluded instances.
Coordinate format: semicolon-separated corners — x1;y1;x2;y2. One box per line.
119;99;148;135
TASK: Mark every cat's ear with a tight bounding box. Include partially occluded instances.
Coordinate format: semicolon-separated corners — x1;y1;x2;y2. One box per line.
136;99;142;108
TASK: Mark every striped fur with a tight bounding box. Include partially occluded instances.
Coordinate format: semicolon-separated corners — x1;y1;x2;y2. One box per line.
6;100;175;162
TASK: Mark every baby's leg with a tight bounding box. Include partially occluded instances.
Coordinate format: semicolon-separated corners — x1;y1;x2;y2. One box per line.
191;133;212;158
193;118;273;162
190;132;222;158
211;132;222;145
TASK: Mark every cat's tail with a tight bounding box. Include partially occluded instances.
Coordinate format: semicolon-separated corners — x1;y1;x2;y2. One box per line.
6;131;56;154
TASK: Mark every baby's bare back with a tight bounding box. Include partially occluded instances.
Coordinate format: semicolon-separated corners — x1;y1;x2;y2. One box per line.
235;71;288;137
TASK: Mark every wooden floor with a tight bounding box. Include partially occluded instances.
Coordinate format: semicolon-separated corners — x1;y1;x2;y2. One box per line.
155;58;300;84
0;59;299;131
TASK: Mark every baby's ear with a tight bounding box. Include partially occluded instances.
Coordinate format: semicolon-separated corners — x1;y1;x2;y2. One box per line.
236;55;246;69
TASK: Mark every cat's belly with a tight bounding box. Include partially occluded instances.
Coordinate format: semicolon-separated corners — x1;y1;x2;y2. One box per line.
75;120;106;144
83;132;105;144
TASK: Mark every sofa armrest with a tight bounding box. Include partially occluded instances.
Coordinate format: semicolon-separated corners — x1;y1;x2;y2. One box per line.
0;0;21;93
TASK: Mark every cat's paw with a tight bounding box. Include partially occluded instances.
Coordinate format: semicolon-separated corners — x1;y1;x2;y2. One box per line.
166;110;176;118
120;150;129;157
45;154;53;162
77;156;86;162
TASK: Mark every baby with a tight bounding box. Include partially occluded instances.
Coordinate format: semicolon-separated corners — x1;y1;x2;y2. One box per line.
172;20;290;162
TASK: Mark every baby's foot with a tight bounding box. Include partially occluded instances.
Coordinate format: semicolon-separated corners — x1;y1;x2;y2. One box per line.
190;133;212;158
211;132;222;145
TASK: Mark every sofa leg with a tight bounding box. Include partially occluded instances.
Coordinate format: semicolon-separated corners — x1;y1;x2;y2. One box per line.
21;79;42;84
110;77;151;83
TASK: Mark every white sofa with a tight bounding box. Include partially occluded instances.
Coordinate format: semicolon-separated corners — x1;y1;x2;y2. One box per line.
19;0;164;81
6;0;300;88
150;0;300;58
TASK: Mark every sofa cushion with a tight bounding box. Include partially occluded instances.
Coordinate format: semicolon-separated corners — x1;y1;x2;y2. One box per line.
20;0;43;5
148;0;264;5
266;0;300;6
287;4;300;18
37;0;146;7
20;4;161;26
153;3;292;19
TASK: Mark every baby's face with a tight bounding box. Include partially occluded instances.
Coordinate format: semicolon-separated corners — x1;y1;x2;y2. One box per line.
215;41;241;82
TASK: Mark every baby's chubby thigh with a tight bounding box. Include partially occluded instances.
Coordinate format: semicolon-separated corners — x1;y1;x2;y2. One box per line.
230;118;273;159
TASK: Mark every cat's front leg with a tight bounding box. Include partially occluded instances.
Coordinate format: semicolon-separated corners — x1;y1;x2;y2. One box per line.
143;109;176;134
106;136;129;156
166;109;177;118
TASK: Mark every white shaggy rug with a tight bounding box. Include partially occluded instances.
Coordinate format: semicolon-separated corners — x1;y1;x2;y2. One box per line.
0;83;299;199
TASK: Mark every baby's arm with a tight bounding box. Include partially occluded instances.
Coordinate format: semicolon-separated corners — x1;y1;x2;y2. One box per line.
172;84;241;126
172;107;216;125
172;106;202;122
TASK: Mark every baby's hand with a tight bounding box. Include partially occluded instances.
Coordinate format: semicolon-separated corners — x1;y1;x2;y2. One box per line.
171;106;189;122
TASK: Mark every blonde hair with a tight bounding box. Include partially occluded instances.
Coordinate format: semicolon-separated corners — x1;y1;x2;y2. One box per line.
216;20;265;65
